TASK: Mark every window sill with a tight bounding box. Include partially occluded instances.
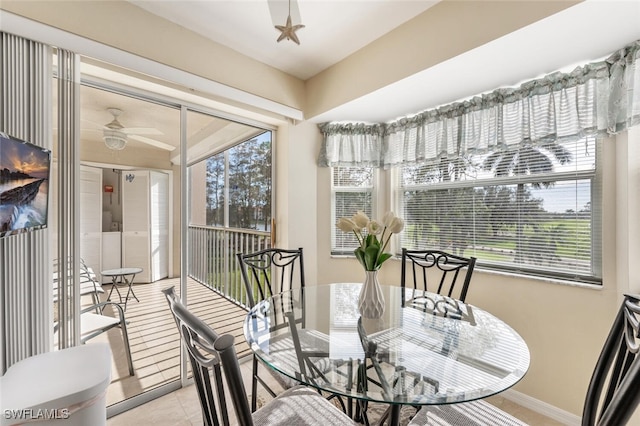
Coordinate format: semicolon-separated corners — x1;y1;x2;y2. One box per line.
329;254;603;290
472;266;603;290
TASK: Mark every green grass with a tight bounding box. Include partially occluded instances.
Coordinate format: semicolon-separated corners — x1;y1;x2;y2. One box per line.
405;217;592;265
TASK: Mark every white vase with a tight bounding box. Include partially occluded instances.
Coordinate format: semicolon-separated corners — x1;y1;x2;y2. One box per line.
358;270;385;319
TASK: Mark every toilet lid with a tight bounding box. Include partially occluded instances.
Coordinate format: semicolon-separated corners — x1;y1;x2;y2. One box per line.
0;343;111;411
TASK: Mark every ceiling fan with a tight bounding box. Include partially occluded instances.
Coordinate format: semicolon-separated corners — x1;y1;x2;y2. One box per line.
100;108;175;151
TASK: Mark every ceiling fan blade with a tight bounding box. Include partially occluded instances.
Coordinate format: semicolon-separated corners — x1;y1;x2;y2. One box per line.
80;117;108;129
129;134;175;151
123;127;163;136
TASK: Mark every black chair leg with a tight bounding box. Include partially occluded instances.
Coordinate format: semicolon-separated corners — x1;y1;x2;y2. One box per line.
251;355;259;412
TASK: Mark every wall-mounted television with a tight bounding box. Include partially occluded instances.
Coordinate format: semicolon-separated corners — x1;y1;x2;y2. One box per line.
0;132;51;238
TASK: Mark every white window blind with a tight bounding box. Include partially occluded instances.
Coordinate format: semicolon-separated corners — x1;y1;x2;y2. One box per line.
398;137;601;283
331;167;375;254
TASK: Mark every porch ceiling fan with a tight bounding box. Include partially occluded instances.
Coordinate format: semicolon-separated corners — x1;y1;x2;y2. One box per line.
101;108;175;152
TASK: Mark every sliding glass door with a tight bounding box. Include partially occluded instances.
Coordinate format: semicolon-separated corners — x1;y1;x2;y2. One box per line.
53;72;184;415
185;108;274;355
51;56;276;416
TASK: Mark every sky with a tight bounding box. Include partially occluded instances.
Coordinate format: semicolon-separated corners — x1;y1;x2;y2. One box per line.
530;180;591;214
0;134;50;179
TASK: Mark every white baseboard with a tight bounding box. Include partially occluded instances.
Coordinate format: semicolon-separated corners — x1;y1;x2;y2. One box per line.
502;389;581;426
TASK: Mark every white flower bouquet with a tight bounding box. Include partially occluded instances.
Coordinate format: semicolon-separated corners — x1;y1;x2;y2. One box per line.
336;211;404;271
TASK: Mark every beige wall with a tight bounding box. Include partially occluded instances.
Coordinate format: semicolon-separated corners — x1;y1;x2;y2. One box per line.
275;121;319;283
189;161;207;226
305;0;579;119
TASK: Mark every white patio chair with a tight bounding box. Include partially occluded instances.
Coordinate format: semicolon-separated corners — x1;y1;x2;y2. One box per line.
53;258;134;376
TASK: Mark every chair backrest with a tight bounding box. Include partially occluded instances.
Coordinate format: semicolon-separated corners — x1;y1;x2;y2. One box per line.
163;286;253;426
52;257;103;303
582;294;640;426
237;247;305;308
401;249;476;302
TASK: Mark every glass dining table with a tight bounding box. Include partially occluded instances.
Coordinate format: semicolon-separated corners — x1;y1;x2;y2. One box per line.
243;283;530;426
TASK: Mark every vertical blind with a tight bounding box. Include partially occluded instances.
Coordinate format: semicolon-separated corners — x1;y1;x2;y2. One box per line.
55;48;81;350
0;32;81;372
0;32;52;371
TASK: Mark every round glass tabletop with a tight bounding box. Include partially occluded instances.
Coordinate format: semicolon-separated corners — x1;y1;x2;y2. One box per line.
243;283;530;407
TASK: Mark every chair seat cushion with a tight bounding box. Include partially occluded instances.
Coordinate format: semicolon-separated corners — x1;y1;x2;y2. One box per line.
252;385;357;425
408;399;528;426
80;312;120;336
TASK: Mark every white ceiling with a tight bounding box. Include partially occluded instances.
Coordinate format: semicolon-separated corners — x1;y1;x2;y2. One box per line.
73;82;265;163
128;0;640;124
129;0;438;81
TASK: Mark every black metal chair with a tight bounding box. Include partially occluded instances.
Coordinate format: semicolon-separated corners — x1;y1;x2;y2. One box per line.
401;248;477;302
162;286;356;426
237;247;305;308
582;293;640;426
409;294;640;426
237;247;306;411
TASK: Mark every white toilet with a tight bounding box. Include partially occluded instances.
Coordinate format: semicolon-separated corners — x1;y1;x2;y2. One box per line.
0;343;111;425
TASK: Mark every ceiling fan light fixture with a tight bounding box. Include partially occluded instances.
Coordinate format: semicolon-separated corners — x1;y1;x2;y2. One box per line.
103;129;127;150
103;107;128;150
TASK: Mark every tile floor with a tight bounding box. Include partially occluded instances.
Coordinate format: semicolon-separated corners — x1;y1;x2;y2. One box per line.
90;277;249;406
107;358;566;426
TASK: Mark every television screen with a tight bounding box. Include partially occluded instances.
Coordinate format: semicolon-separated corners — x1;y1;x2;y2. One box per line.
0;132;51;238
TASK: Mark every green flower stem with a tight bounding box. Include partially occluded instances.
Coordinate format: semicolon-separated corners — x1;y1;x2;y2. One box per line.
352;229;364;246
379;226;390;251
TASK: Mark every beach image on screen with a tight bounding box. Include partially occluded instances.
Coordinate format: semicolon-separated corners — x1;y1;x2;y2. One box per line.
0;133;51;237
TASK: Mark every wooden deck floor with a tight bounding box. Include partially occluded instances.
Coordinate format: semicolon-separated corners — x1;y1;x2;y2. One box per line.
96;276;250;406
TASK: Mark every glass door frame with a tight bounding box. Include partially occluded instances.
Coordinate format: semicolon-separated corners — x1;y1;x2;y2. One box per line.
71;70;276;418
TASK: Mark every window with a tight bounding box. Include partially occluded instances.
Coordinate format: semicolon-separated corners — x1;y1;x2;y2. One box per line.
331;167;375;254
205;132;272;230
396;137;602;283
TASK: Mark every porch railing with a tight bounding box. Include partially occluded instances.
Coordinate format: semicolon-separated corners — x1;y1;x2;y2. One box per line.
188;225;271;307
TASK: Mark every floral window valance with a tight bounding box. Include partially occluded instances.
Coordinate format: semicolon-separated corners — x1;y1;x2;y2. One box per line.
318;39;640;168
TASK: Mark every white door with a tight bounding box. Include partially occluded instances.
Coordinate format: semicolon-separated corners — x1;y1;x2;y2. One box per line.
79;165;102;279
149;171;169;282
122;170;151;283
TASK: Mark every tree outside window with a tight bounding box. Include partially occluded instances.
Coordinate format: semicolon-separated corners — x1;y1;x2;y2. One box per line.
397;137;600;283
205;132;272;231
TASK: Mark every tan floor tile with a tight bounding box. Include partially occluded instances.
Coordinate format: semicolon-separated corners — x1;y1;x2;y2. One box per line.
108;392;192;426
486;395;565;425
